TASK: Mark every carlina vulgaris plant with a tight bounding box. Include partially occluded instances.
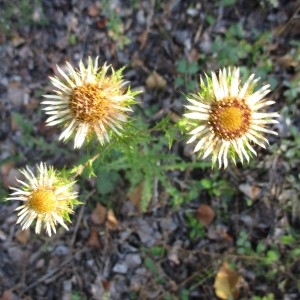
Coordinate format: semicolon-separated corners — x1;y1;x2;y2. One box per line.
6;57;143;236
42;56;140;149
6;60;281;234
5;162;80;237
183;67;280;168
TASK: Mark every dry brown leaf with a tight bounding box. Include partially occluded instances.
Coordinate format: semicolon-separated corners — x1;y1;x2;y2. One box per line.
214;262;241;300
239;183;260;200
2;167;21;189
0;31;6;44
128;183;144;208
131;52;145;68
196;204;215;226
0;161;14;176
106;209;118;231
277;55;299;68
137;29;149;50
188;48;200;61
87;4;100;17
206;226;233;243
11;34;25;47
146;71;167;89
0;290;15;300
91;203;107;225
102;279;111;292
15;229;30;245
96;18;107;30
169;111;181;123
86;227;101;249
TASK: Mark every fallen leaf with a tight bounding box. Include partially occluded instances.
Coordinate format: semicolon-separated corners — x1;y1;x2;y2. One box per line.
87;4;100;17
91;203;107;225
131;52;145;68
86;227;101;249
169;111;181;123
277;54;299;68
96;18;107;30
207;226;233;243
188;48;199;61
106;209;118;230
128;183;143;208
8;81;26;106
196;204;215;226
15;229;30;245
214;262;241;300
0;31;6;44
146;71;167;89
11;34;25;47
137;29;149;50
2;168;21;189
102;280;111;292
0;290;15;300
239;184;260;200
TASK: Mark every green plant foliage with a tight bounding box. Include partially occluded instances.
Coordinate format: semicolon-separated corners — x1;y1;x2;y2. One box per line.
236;230;253;255
144;257;157;274
186;213;206;239
101;0;131;49
0;0;48;35
252;294;275;300
96;168;120;196
263;249;280;265
75;113;210;210
175;59;200;91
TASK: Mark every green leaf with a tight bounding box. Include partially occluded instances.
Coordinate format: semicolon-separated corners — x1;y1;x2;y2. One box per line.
149;246;165;257
280;235;296;245
180;289;189;300
140;175;153;211
223;0;237;7
144;257;156;273
200;178;212;189
186;62;199;75
176;59;188;73
96;169;120;195
256;242;266;254
264;249;280;265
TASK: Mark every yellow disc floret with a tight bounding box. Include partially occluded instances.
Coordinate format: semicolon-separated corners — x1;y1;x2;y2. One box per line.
219;107;243;131
70;83;111;123
28;188;56;214
209;98;251;140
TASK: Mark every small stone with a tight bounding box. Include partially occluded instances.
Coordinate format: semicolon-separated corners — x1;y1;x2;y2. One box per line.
112;261;128;274
53;244;69;256
7;82;26;106
125;254;142;269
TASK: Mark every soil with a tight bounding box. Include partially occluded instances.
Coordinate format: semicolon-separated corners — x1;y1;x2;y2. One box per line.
0;0;299;299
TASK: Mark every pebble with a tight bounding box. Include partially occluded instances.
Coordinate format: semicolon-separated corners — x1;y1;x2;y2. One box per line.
112;261;128;274
125;253;142;269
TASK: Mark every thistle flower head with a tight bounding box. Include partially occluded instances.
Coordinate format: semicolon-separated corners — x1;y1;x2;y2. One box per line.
42;57;137;148
184;67;280;168
6;163;79;236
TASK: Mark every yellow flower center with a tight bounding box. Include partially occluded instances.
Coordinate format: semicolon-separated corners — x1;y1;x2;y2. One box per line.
208;98;251;140
69;82;112;124
28;189;56;214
